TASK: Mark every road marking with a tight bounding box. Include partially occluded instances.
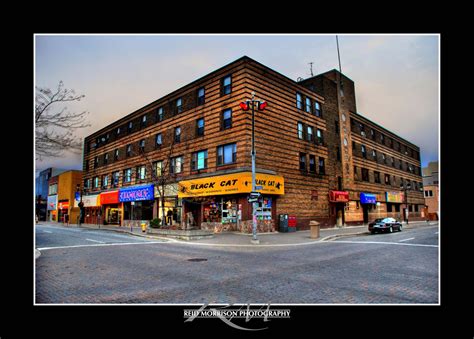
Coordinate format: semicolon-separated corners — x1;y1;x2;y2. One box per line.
398;237;415;242
85;238;105;244
42;230;52;233
333;240;437;248
37;241;167;251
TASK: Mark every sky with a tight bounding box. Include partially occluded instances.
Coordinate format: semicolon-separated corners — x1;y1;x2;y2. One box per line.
35;34;439;176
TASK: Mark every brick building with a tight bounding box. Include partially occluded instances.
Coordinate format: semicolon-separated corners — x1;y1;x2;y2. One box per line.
81;56;425;231
423;161;439;220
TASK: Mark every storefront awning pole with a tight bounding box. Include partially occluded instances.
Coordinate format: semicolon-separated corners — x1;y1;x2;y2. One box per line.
251;92;258;244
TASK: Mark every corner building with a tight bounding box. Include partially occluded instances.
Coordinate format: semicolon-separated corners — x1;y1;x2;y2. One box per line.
82;56;424;231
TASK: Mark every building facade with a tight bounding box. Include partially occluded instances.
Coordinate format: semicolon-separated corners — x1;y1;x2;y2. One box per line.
35;168;67;221
47;170;82;223
422;161;439;220
81;56;425;231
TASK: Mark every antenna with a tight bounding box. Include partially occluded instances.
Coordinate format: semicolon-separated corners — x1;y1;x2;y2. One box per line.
309;62;314;76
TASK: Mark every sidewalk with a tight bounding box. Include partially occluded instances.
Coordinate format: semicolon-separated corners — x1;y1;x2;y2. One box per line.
36;220;438;246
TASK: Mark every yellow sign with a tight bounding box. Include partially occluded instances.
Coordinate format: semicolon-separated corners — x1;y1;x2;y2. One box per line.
178;172;284;198
386;191;404;203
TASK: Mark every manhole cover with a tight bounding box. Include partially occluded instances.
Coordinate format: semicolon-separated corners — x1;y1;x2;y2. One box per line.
187;258;207;262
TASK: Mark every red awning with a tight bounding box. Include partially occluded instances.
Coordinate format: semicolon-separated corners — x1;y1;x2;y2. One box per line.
329;191;349;203
100;191;119;205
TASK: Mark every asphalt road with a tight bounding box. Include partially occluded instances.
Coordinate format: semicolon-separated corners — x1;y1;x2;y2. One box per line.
35;224;439;304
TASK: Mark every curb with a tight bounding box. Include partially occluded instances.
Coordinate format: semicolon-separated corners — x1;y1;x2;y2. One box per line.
320;231;368;242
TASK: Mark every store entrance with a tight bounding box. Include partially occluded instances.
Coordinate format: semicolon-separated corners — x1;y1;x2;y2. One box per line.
362;204;369;223
185;200;201;229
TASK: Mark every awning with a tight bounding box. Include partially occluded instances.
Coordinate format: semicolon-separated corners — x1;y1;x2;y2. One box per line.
360;193;377;204
100;191;119;204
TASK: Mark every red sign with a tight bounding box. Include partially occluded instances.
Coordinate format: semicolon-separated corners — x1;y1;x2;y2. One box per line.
100;191;119;205
58;201;69;210
329;191;349;202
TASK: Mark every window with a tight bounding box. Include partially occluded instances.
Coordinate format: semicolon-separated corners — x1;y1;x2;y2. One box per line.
157;107;164;122
114;149;119;161
128;121;133;133
197;87;205;105
336;147;341;161
382;153;386;163
385;174;391;185
197;118;205;136
153;161;162;178
362;168;369;182
307;126;314;142
116;127;121;135
296;92;303;110
425;190;433;197
374;171;381;183
399;159;403;170
314;101;322;117
49;183;58;195
102;175;109;189
84;179;91;190
137;165;146;180
126;144;132;157
155;133;162;147
354;166;359;180
318;157;325;174
222;109;232;130
305;97;312;113
316;129;324;145
170;156;183;174
297;122;304;139
123;168;132;183
299;153;307;171
94;156;99;168
192;150;208;170
176;98;183;114
217;143;237;166
141;115;147;128
112;171;119;187
93;176;100;189
380;133;385;144
175;127;181;143
139;139;145;153
309;155;316;172
389;138;393;148
370;129;375;140
391;157;395;167
361;145;366;158
103;153;109;165
222;75;232;95
372;149;377;160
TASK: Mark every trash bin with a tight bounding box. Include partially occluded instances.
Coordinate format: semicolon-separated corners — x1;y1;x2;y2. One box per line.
288;215;297;232
310;221;320;239
278;214;288;233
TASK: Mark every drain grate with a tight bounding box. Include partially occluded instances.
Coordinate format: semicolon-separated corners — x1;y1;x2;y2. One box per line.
187;258;208;262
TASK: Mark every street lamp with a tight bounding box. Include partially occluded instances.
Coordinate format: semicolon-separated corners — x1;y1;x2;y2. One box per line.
400;182;411;224
240;92;267;244
76;184;85;226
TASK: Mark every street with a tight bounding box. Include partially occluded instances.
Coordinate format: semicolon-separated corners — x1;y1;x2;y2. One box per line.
35;224;439;304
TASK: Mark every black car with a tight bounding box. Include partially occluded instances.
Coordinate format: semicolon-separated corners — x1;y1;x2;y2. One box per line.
368;217;402;234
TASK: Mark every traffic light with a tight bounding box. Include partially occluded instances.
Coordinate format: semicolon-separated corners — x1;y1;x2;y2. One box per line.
257;101;267;111
239;101;250;111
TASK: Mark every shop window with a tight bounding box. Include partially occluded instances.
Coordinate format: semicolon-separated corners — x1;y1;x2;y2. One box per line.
192;150;208;171
197;87;205;106
305;97;312;113
196;118;205;136
307;126;314;142
174;126;181;143
256;197;272;221
297;122;304;140
176;98;183;114
395;204;400;212
123;168;132;183
222;109;232;130
314;101;322;117
309;155;316;172
222;75;232;95
217;143;237;166
299;153;307;171
170;156;183;174
318;157;325;175
387;203;393;212
157;107;164;122
156;133;162;147
296;92;303;110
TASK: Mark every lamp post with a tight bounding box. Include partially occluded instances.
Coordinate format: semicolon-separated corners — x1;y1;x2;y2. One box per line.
240;92;267;244
401;182;411;224
76;184;84;226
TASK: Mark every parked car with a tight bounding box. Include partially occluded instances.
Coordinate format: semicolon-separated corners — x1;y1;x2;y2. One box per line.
368;217;402;234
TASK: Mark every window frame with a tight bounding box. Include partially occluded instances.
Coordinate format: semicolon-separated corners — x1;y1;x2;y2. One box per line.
217;143;237;166
222;108;232;130
222;75;232;95
191;150;208;171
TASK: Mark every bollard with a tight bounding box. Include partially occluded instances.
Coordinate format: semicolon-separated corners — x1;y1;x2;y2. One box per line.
141;222;147;233
310;221;320;239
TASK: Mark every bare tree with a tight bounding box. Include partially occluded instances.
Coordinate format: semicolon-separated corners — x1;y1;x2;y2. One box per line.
35;81;90;160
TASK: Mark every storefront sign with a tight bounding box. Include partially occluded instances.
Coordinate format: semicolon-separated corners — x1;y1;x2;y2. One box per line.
100;191;119;205
360;193;377;204
74;194;100;207
386;191;404;203
178;172;284;198
329;191;349;202
47;195;57;210
58;200;69;210
119;185;154;202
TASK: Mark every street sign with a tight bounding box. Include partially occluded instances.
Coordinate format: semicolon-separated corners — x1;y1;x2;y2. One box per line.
250;191;261;198
247;197;259;203
255;186;263;190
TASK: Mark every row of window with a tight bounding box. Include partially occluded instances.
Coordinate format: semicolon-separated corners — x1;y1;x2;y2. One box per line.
351;118;420;161
297;122;324;145
88;109;235;170
299;153;325;174
353;141;421;175
85;143;238;190
424;190;434;197
89;74;233;152
296;92;323;117
353;165;423;191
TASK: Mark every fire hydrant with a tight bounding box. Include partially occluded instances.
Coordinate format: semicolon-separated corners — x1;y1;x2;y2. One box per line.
141;222;147;233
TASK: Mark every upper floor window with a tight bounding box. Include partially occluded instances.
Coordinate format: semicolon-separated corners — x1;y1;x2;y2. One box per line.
391;157;395;167
114;148;119;161
222;109;232;130
128;121;133;133
196;118;205;136
374;171;381;183
370;129;375;140
361;145;367;158
217;143;237;166
93;176;100;189
297;122;304;140
318;157;325;175
153;161;163;178
126;144;132;157
123;168;132;183
102;175;109;189
385;174;391;185
112;171;119;187
157;107;164;122
305;97;312;113
139;139;145;153
192;150;208;171
314;101;322;117
309;155;316;173
361;168;369;182
316;129;324;145
197;87;205;105
299;153;307;171
84;179;91;190
103;153;109;165
380;133;385;144
307;126;314;142
48;183;58;195
222;75;232;95
94;156;99;168
176;98;183;114
141;115;147;128
353;166;359;181
170;156;183;174
174;127;181;143
382;153;386;163
155;133;162;148
372;149;377;160
136;165;146;180
116;127;121;135
296;92;303;110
